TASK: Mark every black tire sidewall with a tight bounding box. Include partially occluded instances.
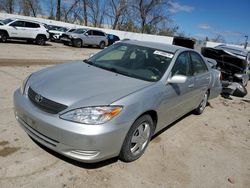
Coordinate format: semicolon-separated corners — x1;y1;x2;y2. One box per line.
99;41;105;49
119;115;153;162
194;91;208;115
36;36;45;45
0;32;7;42
73;39;82;48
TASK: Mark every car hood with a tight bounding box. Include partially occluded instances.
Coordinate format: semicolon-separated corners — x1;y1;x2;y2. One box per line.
29;61;153;109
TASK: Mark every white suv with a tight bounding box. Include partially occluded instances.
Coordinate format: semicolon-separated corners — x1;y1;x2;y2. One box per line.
0;18;49;45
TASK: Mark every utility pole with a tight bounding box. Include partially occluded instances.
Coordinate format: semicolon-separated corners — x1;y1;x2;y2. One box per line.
244;35;248;49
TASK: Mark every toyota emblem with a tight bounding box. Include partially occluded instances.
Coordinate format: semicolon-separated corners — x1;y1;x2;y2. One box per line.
35;94;43;103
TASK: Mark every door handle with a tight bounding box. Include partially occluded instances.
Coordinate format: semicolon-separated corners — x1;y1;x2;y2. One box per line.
188;84;194;88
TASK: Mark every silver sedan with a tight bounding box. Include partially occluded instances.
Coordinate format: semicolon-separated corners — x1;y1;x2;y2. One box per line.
14;40;222;163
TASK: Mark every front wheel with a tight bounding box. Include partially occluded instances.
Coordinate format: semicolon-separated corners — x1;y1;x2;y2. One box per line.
119;115;153;162
194;91;208;115
73;39;82;48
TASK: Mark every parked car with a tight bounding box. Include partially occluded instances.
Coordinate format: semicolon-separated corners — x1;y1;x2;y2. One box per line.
201;45;249;98
56;28;76;41
0;20;3;25
107;34;120;46
0;18;49;45
14;40;221;163
61;28;108;48
48;26;74;42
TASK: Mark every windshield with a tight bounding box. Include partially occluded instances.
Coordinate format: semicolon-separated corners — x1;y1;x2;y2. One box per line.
58;27;68;32
2;19;13;25
73;29;87;34
87;43;173;82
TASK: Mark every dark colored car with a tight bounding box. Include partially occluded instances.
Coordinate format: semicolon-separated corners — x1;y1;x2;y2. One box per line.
107;34;120;46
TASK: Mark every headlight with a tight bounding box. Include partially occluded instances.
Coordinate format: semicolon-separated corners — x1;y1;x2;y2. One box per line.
60;106;122;125
20;74;32;95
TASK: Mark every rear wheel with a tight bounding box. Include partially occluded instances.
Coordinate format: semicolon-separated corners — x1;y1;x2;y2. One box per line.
194;91;208;115
99;41;105;49
119;115;153;162
73;39;82;48
36;35;46;45
0;32;8;43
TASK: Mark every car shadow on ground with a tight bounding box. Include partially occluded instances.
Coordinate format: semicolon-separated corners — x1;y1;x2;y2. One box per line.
30;109;205;169
5;40;52;46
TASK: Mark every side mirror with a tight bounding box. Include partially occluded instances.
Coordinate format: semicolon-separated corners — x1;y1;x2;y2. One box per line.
85;33;89;36
168;75;187;84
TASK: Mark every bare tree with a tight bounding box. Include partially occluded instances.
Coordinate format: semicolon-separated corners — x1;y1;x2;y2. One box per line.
0;0;15;13
107;0;127;29
88;0;105;27
56;0;61;21
61;0;80;22
19;0;41;17
48;0;55;19
82;0;88;26
132;0;170;33
211;34;225;43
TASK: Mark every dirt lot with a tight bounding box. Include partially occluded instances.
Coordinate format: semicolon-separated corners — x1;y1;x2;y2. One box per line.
0;41;100;66
0;42;250;188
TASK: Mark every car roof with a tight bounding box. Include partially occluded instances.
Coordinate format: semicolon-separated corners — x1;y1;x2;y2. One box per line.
215;45;250;57
10;18;42;24
121;40;189;53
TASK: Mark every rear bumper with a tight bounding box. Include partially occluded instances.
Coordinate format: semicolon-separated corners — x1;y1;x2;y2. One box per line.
14;89;129;163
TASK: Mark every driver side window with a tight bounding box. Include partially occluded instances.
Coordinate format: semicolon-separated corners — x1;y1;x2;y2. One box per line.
172;52;191;76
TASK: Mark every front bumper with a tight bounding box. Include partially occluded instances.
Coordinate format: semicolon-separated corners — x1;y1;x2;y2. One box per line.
14;89;129;163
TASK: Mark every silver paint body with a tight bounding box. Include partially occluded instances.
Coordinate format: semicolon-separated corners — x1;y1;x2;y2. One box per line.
14;40;222;162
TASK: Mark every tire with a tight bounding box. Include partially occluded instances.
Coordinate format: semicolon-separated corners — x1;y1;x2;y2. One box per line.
73;39;82;48
99;41;105;49
0;32;8;43
194;91;208;115
119;115;153;162
36;35;46;45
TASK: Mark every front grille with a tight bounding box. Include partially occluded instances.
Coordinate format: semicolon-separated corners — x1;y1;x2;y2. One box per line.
28;87;68;114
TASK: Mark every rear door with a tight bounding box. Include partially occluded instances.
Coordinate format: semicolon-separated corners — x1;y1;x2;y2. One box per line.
189;52;211;108
23;21;41;39
8;21;26;38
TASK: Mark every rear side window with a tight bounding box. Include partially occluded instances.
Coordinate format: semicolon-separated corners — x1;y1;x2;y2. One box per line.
172;52;191;76
87;30;93;35
190;52;208;75
25;22;40;28
10;21;25;27
93;30;105;36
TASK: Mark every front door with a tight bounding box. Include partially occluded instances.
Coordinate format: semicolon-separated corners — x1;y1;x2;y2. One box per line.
8;21;26;38
157;52;195;130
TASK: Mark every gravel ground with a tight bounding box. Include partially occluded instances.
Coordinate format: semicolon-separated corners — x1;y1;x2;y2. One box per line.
0;41;250;188
0;41;100;66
